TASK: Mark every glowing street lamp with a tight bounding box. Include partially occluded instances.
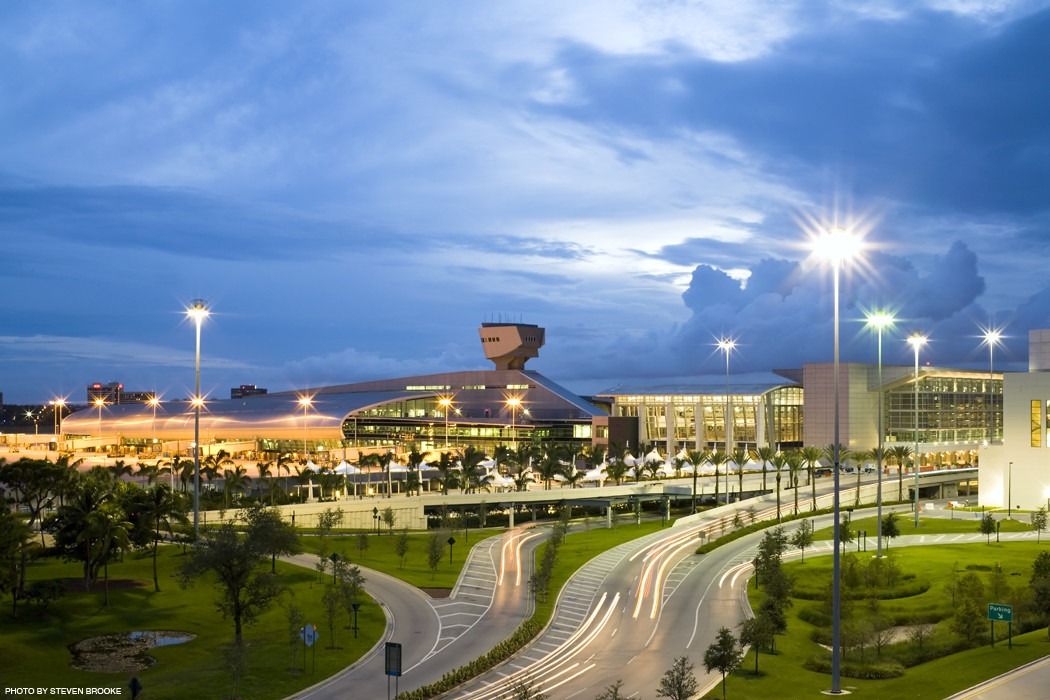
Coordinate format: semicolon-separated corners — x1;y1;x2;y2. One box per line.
865;310;895;558
298;395;314;460
186;298;209;539
505;396;523;448
907;333;928;528
93;397;108;445
809;224;865;695
980;326;1004;443
50;397;67;442
715;336;736;500
438;396;455;449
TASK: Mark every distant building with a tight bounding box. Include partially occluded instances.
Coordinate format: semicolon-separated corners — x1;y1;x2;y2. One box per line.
231;384;268;399
86;382;155;405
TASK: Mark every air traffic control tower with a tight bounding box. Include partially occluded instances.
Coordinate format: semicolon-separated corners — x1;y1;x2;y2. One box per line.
479;322;545;370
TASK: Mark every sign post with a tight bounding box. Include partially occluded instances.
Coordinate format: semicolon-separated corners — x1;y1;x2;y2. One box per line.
385;641;402;700
987;603;1013;648
447;535;456;566
300;623;319;672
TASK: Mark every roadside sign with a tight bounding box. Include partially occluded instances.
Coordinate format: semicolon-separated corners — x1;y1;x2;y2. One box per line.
385;642;402;677
300;623;319;647
987;603;1013;622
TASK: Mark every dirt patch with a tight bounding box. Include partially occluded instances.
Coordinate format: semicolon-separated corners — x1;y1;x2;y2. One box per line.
420;587;452;598
69;631;195;673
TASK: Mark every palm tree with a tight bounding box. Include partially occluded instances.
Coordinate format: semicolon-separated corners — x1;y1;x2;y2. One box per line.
800;446;823;511
786;452;803;516
770;453;788;521
730;447;749;501
856;448;879;507
708;451;728;505
107;460;133;483
537;447;564;491
174;458;195;493
460;446;486;494
562;462;583;489
257;461;276;505
140;485;187;591
687;449;707;512
80;503;132;606
606;456;628;487
435;452;458;495
752;446;776;493
406;448;425;496
887;445;914;502
222;465;251;508
135;462;159;486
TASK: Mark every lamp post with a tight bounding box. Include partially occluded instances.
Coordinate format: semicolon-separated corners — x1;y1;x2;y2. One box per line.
93;397;107;449
716;337;736;500
438;396;454;449
981;327;1003;444
810;224;864;695
505;396;522;448
50;398;67;443
907;333;927;528
865;311;895;558
298;395;314;461
186;298;209;540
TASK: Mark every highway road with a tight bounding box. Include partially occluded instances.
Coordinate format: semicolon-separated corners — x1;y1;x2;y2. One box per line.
287;526;547;698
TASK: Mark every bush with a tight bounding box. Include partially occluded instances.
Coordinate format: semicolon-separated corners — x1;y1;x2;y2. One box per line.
802;655;905;679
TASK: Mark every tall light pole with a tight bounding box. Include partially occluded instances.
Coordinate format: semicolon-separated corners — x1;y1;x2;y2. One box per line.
505;396;522;449
438;396;454;449
716;336;736;501
93;397;108;449
865;311;895;558
980;326;1004;445
811;224;864;695
186;298;209;540
50;397;67;443
147;395;161;452
907;332;928;528
298;395;314;461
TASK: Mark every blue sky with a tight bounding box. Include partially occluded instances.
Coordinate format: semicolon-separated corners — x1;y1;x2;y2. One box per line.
3;1;1050;403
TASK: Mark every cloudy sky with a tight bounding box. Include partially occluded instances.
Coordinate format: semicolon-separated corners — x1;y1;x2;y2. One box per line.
3;1;1050;404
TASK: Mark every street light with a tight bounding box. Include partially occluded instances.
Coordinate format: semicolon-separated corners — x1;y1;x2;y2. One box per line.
438;396;454;449
865;310;895;558
980;326;1004;444
50;397;67;445
93;397;108;448
907;332;928;528
186;298;209;540
810;224;865;695
505;396;522;448
298;395;314;461
716;336;736;500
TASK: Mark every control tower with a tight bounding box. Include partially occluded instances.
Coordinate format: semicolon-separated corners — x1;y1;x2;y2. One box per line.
479;323;545;370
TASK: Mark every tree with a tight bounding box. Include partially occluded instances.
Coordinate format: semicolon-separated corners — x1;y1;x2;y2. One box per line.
139;485;189;590
45;476;114;590
178;522;283;644
770;453;787;520
1032;506;1048;544
703;628;742;700
322;583;341;649
593;680;626;700
881;512;900;548
887;445;913;502
730;447;749;500
0;508;33;616
839;511;855;552
427;532;443;578
355;532;369;558
285;601;305;669
752;446;776;494
791;519;814;563
395;529;409;568
0;458;67;547
435;452;459;495
381;506;396;534
709;451;727;505
951;572;986;645
658;655;700;700
739;612;775;674
786;452;803;515
511;680;547;700
980;512;997;544
800;446;823;512
80;502;132;606
244;503;301;574
1030;551;1050;640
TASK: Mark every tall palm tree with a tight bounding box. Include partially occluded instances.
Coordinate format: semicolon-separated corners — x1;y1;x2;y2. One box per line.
79;502;132;606
786;452;803;516
435;452;458;495
800;446;823;511
730;447;749;501
605;456;627;487
140;485;187;591
222;465;251;508
460;446;486;494
686;449;707;512
770;452;788;521
856;448;879;507
257;461;276;505
708;450;728;505
406;448;425;496
107;460;133;483
538;447;564;491
887;445;914;502
752;446;776;493
135;462;159;486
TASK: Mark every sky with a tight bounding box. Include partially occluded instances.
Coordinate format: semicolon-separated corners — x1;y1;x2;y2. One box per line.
3;0;1050;404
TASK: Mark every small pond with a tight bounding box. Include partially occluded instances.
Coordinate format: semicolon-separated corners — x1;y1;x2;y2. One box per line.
69;630;196;672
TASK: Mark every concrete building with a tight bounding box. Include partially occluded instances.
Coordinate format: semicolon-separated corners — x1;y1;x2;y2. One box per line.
980;330;1050;512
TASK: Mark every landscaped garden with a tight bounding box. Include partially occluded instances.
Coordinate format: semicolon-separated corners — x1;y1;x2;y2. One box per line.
708;537;1050;699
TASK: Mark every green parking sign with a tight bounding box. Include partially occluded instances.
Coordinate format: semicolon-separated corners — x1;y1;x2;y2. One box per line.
987;603;1012;622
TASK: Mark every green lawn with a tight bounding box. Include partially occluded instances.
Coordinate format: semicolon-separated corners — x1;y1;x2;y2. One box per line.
1;547;383;700
708;542;1050;699
813;514;1034;541
298;528;505;590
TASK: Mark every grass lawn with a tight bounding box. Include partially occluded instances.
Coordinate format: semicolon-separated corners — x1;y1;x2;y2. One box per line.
708;542;1050;699
813;514;1034;541
298;527;505;590
1;546;383;700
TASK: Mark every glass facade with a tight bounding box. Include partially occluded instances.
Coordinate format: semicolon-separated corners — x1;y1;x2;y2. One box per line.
607;386;803;450
884;375;1002;445
1032;400;1042;448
